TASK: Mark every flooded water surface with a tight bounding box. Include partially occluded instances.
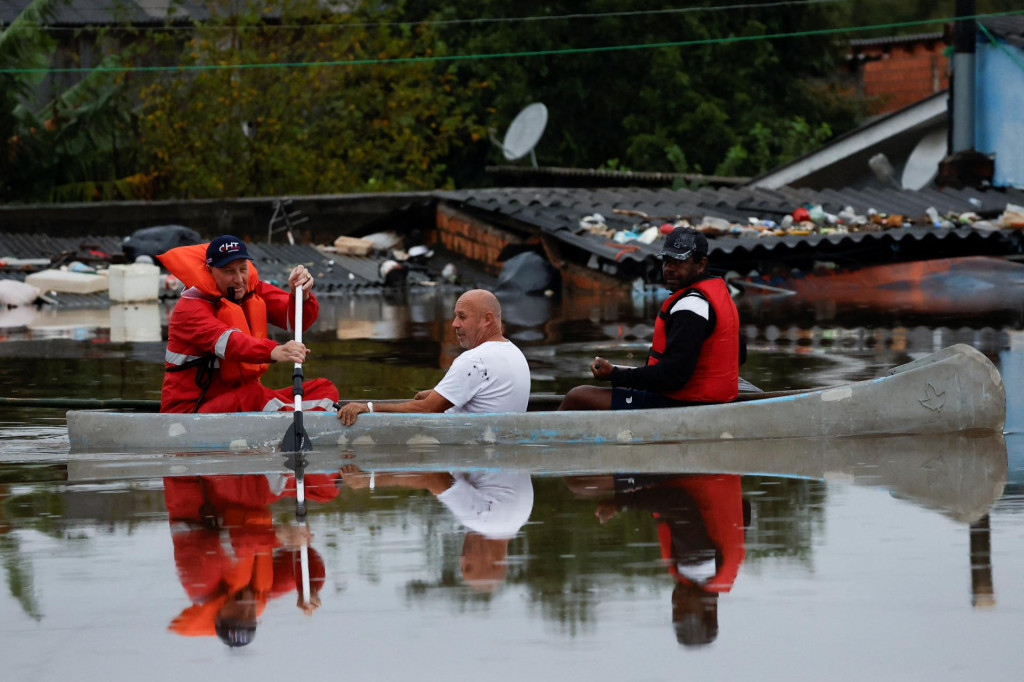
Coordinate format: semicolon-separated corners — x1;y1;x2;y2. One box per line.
1;286;1023;681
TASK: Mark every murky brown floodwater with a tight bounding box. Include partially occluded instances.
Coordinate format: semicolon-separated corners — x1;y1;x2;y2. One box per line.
1;284;1023;681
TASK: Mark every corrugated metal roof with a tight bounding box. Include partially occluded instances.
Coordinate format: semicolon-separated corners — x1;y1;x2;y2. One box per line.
485;165;748;189
0;233;125;262
0;234;396;289
848;32;945;49
0;0;210;25
0;236;404;307
0;0;351;25
436;185;1024;278
980;16;1024;49
245;243;386;293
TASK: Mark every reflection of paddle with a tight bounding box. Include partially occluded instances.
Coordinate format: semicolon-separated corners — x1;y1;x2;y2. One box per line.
294;456;312;610
282;450;313;611
281;290;312;454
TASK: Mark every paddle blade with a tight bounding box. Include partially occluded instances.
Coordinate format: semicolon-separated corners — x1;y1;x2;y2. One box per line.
281;413;312;453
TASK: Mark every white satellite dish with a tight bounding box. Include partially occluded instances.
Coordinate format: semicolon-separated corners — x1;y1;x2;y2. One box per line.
499;103;548;168
901;128;947;190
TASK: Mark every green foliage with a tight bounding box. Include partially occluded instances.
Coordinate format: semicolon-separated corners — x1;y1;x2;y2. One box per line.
12;0;975;200
404;0;865;181
597;158;630;172
1;0;60;199
1;0;146;202
715;117;834;177
134;0;486;198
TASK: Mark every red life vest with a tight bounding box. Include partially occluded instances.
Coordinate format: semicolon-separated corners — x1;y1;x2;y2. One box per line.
159;243;269;385
655;475;746;592
647;277;739;403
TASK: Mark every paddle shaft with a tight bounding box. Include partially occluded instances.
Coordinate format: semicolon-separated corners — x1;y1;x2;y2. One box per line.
292;290;308;497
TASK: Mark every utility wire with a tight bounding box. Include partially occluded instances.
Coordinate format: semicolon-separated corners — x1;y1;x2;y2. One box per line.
2;9;1022;75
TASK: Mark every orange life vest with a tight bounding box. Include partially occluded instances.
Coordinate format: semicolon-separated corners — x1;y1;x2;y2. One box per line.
159;243;269;384
647;277;739;403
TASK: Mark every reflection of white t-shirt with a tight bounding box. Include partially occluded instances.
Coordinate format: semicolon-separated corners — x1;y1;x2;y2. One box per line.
436;472;534;539
433;340;531;413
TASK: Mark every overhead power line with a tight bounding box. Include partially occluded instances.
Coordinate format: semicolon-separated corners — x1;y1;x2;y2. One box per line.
2;10;1022;75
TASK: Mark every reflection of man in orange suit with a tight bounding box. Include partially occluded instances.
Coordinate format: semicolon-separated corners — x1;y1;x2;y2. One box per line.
163;473;339;647
566;473;747;646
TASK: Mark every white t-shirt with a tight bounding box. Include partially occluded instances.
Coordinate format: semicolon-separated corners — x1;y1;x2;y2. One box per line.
436;471;535;539
433;340;531;413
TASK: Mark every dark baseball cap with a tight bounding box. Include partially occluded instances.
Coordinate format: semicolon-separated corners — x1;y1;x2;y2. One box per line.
206;235;252;268
215;618;257;648
658;227;708;262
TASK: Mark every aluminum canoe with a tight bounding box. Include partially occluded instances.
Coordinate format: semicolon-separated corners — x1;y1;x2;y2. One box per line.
66;344;1005;454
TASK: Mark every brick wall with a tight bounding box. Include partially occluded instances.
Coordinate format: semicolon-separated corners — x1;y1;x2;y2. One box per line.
852;39;949;114
435;203;527;276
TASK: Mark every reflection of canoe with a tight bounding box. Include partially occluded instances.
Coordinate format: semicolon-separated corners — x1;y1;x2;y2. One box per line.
66;344;1004;453
67;432;1007;524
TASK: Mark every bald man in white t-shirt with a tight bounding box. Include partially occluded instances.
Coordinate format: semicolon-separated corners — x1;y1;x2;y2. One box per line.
338;289;531;424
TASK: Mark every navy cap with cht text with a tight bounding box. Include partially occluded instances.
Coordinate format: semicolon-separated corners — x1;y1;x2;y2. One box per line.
206;235;252;268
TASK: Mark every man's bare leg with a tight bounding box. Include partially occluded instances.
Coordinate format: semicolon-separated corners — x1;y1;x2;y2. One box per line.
557;386;613;411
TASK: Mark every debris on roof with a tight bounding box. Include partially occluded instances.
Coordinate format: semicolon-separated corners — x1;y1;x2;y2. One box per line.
436;185;1024;283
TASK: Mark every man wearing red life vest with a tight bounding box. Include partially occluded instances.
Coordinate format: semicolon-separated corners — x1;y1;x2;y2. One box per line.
158;235;339;413
559;226;742;411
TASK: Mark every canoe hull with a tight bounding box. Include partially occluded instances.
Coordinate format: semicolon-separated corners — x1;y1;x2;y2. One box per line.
66;344;1005;453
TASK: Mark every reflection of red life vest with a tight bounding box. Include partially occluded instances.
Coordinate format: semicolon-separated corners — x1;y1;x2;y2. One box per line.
647;277;739;403
655;475;745;593
159;244;268;384
165;474;336;636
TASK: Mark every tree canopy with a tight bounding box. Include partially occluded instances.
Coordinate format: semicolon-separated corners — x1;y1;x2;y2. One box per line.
5;0;1015;201
134;0;487;197
405;0;863;180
